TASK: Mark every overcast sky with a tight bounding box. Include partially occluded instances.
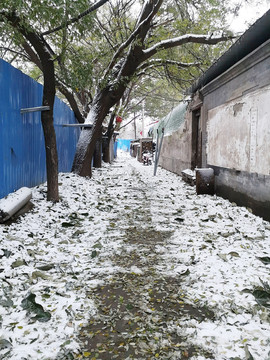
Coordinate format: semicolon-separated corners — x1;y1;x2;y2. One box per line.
133;1;270;33
229;0;270;32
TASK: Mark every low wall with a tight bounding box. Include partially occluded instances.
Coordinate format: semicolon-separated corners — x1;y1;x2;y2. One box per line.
158;115;192;175
213;166;270;221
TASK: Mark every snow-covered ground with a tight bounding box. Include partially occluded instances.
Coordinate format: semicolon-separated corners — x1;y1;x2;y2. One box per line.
0;152;269;359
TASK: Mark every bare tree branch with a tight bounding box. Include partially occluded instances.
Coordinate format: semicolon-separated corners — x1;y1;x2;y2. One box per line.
118;114;139;130
55;80;85;123
0;46;31;62
95;16;116;50
143;33;235;60
137;59;201;72
21;41;41;67
42;0;110;36
104;0;163;78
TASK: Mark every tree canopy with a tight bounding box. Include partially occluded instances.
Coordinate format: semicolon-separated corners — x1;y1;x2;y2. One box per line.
0;0;110;200
0;0;244;179
0;0;236;122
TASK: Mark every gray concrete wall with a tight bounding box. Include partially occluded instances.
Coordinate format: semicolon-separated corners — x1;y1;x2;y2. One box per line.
158;112;192;175
201;39;270;220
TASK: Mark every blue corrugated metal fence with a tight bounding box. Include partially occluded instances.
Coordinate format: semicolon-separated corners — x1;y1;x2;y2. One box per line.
0;58;80;199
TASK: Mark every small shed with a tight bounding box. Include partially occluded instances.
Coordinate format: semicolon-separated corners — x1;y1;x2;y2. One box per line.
130;138;153;161
130;140;140;158
137;138;153;162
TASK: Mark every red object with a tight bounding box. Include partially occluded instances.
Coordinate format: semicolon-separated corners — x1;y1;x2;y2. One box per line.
116;116;122;123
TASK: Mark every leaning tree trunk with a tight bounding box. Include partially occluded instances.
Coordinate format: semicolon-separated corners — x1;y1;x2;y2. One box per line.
72;88;115;177
93;127;103;168
103;110;116;163
72;1;164;176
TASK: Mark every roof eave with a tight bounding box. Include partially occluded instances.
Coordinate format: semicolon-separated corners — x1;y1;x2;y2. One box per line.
188;9;270;95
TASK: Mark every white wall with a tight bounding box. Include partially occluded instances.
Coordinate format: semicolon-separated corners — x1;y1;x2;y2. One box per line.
207;85;270;176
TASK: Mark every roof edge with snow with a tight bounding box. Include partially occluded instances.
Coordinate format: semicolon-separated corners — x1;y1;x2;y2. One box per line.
188;9;270;94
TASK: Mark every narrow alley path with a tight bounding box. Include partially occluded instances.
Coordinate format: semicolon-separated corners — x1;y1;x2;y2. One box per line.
77;154;270;360
0;153;269;360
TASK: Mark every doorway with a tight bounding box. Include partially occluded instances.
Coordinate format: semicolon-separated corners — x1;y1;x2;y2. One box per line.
191;110;202;169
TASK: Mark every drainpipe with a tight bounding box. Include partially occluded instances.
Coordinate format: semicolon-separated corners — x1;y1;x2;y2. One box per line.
0;187;32;223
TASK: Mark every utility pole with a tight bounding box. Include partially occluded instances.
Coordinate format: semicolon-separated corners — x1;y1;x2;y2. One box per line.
142;100;145;138
134;112;137;138
154;128;164;176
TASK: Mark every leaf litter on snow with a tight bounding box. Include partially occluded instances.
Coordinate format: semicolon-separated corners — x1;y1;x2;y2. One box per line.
0;151;269;359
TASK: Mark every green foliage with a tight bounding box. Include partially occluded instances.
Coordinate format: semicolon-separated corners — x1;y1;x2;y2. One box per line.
21;293;51;322
0;0;237;120
28;65;43;82
115;0;235;121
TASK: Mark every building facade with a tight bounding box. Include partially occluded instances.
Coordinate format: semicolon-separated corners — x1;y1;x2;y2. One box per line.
158;10;270;220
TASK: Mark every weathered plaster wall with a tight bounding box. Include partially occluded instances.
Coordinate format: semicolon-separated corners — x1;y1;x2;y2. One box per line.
207;86;270;175
159;113;192;175
201;39;270;220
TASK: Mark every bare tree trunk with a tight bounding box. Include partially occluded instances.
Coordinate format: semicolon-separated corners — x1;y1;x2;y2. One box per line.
72;89;114;176
93;128;103;168
103;109;117;163
4;13;59;201
56;81;85;124
24;31;59;201
71;44;146;175
72;2;164;177
41;59;58;201
103;138;111;163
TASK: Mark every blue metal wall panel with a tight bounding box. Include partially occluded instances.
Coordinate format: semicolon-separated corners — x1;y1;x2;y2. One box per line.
117;139;132;152
0;58;80;199
54;97;80;173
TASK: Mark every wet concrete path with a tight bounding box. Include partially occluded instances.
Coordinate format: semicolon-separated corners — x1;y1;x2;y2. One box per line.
78;161;218;359
75;156;270;360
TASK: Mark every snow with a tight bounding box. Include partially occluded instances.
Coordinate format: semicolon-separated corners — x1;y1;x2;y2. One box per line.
182;169;195;177
0;188;32;223
0;151;269;359
143;34;227;57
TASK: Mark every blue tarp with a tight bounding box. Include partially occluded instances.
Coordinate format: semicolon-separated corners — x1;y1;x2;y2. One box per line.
117;139;133;152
